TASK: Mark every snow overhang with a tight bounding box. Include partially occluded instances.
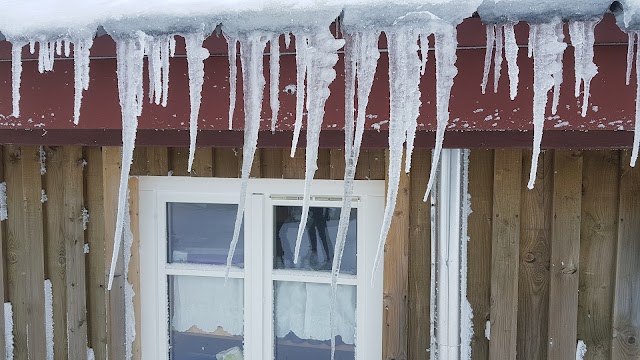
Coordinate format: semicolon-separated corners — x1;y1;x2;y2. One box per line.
477;0;614;24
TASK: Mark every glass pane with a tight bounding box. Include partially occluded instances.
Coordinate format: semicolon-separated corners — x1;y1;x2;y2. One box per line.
167;202;244;266
274;281;356;360
274;206;356;274
169;275;244;360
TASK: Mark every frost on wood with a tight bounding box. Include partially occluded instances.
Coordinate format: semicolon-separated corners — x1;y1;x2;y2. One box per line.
108;33;145;290
39;146;46;175
481;23;519;99
0;182;8;222
82;207;89;231
292;29;344;265
44;279;53;360
527;19;567;189
184;31;210;173
4;303;13;360
576;340;587;360
569;20;599;117
330;29;380;360
227;32;269;279
41;189;48;203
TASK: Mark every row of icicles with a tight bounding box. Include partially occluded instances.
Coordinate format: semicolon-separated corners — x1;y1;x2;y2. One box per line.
5;18;640;360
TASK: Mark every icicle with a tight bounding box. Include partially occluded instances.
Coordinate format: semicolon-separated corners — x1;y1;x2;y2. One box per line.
504;23;520;100
632;31;640;167
627;32;636;86
55;40;62;56
225;35;238;130
528;25;536;58
184;32;210;173
481;24;495;94
370;27;424;280
290;33;309;157
527;20;567;189
493;25;503;94
569;20;599;117
11;42;24;118
423;27;458;201
107;34;146;290
169;36;176;57
551;22;565;115
419;32;430;76
161;35;172;107
330;30;380;360
269;34;281;133
64;39;71;57
284;32;291;49
146;35;172;107
226;33;269;278
73;37;94;125
291;30;344;264
29;41;35;54
38;41;55;73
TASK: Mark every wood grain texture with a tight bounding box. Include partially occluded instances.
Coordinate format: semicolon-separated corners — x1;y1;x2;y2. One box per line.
282;150;306;179
214;148;240;178
489;149;521;360
383;149;409;360
170;147;212;177
612;150;640;359
330;149;345;180
42;146;69;360
578;150;619;360
102;147;126;360
517;150;552;360
63;146;88;360
84;147;108;360
548;150;583;359
408;149;430;360
260;148;283;178
467;149;494;360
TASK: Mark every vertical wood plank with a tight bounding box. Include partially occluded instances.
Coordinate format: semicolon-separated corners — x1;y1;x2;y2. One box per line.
260;149;283;179
42;147;69;360
0;147;7;360
85;147;107;360
214;148;240;178
102;147;126;360
330;149;345;180
612;150;640;359
146;147;169;176
489;149;521;360
517;150;552;360
168;147;189;176
408;149;430;360
578;150;619;359
315;149;331;180
282;150;305;179
128;177;141;360
366;149;386;180
382;149;409;360
467;149;494;360
170;147;212;177
547;150;583;359
64;146;88;359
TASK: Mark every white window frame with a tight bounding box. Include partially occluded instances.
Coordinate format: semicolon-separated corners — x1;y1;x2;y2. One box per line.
139;177;384;360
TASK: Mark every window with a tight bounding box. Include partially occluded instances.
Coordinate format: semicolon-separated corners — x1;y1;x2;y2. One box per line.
139;178;384;360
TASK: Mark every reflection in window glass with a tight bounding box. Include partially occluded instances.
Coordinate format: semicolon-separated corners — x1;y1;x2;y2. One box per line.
167;202;244;266
169;276;244;360
274;281;356;360
274;206;356;274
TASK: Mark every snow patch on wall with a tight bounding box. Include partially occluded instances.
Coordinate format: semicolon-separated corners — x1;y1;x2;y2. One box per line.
4;303;13;360
39;146;46;175
576;340;587;360
82;208;89;231
44;279;54;360
41;190;47;203
460;150;474;360
0;182;8;221
485;320;490;340
123;194;136;360
87;347;95;360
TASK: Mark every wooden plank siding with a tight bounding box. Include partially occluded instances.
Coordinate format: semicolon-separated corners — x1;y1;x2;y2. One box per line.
0;146;637;360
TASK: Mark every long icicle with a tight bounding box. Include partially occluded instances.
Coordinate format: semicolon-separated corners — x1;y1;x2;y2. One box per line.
627;32;636;86
330;30;379;360
225;35;239;130
290;33;309;157
11;41;24;118
161;35;173;107
569;20;599;117
404;29;424;174
108;34;145;290
292;30;344;264
73;37;94;125
270;34;281;133
551;22;565;115
504;23;520;100
184;32;210;173
493;25;504;93
632;31;640;167
423;26;458;201
481;24;495;94
226;33;269;278
527;20;567;189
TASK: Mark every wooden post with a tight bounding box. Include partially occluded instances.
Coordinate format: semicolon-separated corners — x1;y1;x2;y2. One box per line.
547;150;583;359
489;149;521;360
64;146;88;359
612;150;640;359
382;149;409;360
578;150;619;359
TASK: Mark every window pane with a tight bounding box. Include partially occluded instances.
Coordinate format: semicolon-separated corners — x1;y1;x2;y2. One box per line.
169;275;244;360
274;206;356;274
274;281;356;360
167;202;244;266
